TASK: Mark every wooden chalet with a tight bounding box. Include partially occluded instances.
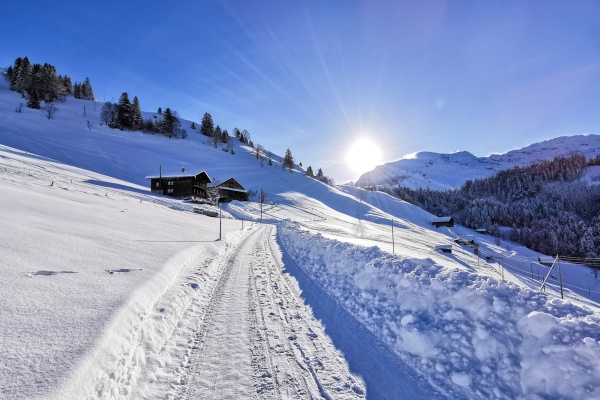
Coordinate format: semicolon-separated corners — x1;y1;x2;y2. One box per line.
212;177;249;203
431;216;454;228
145;171;212;199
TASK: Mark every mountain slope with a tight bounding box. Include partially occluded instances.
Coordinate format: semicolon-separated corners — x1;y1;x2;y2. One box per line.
356;135;600;189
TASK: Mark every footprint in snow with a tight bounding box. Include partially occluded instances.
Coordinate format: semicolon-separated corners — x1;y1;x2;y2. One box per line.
26;270;78;277
105;268;142;274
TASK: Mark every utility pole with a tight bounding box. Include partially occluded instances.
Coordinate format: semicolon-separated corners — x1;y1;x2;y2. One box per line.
391;218;395;254
540;255;559;292
219;199;222;241
242;218;244;230
260;187;263;222
501;252;504;279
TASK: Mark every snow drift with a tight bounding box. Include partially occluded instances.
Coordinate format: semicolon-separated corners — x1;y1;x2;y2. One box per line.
279;223;600;399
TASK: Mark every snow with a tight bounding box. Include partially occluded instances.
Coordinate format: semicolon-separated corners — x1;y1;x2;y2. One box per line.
355;136;600;189
2;69;600;399
279;223;600;399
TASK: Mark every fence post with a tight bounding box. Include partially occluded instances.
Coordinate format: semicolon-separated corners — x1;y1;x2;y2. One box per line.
391;218;395;254
501;252;504;279
558;257;564;299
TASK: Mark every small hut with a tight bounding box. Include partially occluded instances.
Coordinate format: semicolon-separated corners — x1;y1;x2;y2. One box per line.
431;216;454;228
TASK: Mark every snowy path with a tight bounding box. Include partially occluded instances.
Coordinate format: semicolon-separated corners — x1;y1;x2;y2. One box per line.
171;225;365;399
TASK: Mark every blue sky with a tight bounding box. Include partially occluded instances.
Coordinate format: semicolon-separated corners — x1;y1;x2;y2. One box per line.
2;1;599;182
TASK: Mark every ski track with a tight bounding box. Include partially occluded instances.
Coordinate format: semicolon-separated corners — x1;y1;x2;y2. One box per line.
177;225;365;400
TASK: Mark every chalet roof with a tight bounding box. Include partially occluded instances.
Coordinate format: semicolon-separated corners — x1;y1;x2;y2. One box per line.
145;171;212;182
431;216;453;223
434;245;453;250
209;177;247;191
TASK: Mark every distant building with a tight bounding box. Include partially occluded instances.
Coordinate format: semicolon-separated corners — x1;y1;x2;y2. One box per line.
211;177;249;202
434;244;453;253
431;216;454;228
476;228;487;234
145;171;212;199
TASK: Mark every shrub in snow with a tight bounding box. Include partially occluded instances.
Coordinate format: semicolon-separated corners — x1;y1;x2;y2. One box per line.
279;222;600;400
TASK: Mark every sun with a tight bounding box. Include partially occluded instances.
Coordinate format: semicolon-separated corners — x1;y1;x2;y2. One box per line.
346;139;382;174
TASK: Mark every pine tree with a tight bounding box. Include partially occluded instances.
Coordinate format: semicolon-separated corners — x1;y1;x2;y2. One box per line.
158;107;162;114
306;166;314;177
191;122;196;129
9;57;22;91
81;77;94;100
117;92;132;129
317;168;324;180
15;56;31;95
73;82;81;98
160;107;181;138
131;96;143;130
221;129;229;143
268;158;273;166
283;149;294;173
200;112;214;137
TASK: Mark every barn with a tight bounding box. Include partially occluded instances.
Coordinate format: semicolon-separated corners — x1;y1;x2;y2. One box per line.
145;171;212;199
431;216;454;228
211;177;249;202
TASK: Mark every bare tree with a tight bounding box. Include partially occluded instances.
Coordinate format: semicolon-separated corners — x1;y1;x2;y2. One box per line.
254;144;265;165
15;103;23;113
43;103;58;119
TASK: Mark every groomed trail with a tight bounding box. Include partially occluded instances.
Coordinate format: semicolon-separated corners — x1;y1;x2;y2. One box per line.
177;225;365;399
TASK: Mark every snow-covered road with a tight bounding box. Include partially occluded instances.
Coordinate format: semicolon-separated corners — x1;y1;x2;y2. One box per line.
173;225;363;399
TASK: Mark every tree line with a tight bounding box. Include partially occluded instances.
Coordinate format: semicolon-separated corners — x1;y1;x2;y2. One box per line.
4;56;85;109
380;154;600;258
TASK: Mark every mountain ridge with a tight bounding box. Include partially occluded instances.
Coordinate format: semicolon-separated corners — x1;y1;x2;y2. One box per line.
356;134;600;190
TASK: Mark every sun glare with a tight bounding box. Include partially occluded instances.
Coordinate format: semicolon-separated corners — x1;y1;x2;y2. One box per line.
346;139;382;174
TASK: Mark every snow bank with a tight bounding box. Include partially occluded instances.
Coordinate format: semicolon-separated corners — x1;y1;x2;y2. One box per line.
279;223;600;399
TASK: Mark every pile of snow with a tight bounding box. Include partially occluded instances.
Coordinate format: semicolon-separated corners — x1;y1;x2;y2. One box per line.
356;135;600;190
279;223;600;399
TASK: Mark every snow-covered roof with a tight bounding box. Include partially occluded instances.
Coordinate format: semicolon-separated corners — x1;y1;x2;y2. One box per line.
216;186;248;193
431;216;453;223
145;171;212;182
434;244;452;250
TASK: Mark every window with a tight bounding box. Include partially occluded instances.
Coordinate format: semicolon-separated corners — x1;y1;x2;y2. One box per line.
155;182;160;187
168;181;174;186
167;188;174;194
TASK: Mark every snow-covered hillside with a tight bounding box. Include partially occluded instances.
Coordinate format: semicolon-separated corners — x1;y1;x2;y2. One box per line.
356;135;600;189
2;71;600;399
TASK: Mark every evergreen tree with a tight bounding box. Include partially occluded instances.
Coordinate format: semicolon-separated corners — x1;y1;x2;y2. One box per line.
306;166;314;177
117;92;132;128
221;129;229;143
212;125;222;148
9;57;22;91
131;96;143;130
73;82;81;98
81;78;94;100
160;107;181;138
15;56;31;95
282;149;294;172
200;112;214;137
191;121;196;129
317;168;324;180
158;107;162;114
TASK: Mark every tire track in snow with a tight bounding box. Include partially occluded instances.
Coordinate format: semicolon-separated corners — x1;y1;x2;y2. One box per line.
177;225;365;399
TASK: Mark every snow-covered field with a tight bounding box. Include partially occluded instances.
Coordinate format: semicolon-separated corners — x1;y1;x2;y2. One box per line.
2;73;600;399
